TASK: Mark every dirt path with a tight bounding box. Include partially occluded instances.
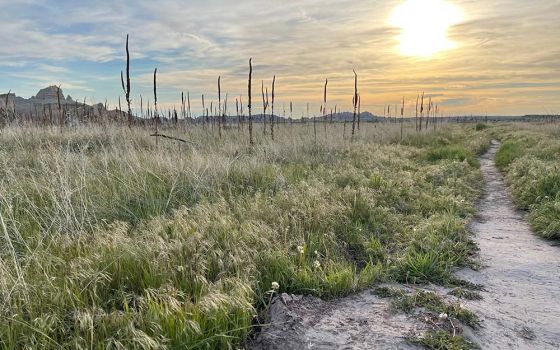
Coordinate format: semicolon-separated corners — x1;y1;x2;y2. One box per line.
455;140;560;349
251;141;560;349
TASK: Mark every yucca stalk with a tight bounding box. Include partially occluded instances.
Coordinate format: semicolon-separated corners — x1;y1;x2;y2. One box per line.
120;34;132;127
351;70;358;137
218;76;222;138
357;94;361;130
415;94;419;132
425;96;432;130
187;91;191;120
270;76;275;140
248;58;254;145
236;98;240;131
419;92;424;132
153;68;158;145
57;85;63;131
261;80;267;135
290;101;293;126
400;96;404;141
323;79;328;130
201;94;206;129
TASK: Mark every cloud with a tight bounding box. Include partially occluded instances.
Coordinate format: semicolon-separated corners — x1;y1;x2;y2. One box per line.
0;0;559;115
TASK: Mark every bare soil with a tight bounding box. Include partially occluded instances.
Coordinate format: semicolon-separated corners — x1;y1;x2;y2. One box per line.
455;140;560;349
250;141;560;349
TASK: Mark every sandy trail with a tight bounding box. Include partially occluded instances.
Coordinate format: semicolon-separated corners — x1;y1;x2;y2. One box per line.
251;141;560;349
456;140;560;349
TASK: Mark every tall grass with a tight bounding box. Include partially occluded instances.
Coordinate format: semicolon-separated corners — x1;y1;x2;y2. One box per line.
0;123;488;348
493;123;560;239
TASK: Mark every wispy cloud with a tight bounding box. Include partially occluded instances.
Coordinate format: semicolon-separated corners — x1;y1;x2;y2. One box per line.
0;0;558;115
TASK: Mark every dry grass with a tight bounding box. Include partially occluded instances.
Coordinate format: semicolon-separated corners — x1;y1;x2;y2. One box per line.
0;123;490;348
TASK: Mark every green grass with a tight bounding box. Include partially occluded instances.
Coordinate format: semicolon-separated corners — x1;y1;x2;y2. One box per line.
493;123;560;240
425;145;478;167
0;123;489;349
495;140;524;169
411;331;480;350
374;288;480;328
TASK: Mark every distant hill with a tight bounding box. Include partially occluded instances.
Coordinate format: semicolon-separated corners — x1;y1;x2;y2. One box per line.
0;86;105;117
2;87;556;124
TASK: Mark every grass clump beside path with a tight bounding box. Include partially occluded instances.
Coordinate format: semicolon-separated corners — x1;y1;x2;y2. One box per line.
492;123;560;239
0;124;489;349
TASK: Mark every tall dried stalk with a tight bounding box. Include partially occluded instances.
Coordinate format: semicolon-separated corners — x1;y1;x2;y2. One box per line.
357;94;361;130
323;79;328;133
351;70;358;137
290;101;293;126
261;81;267;135
120;34;132;127
57;85;63;131
187;92;191;120
202;94;206;129
419;92;424;132
140;95;143;119
400;96;404;141
236;98;240;131
218;76;222;138
270;76;275;140
425;96;432;129
153;68;159;145
415;94;419;132
248;58;254;145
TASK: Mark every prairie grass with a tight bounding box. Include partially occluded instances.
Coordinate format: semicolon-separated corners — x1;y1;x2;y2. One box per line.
492;123;560;239
0;123;489;349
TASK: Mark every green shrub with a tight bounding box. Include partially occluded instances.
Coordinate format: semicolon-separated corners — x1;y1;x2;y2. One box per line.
475;123;488;131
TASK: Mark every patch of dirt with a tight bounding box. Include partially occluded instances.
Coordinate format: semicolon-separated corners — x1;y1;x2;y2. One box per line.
249;291;427;349
453;140;560;349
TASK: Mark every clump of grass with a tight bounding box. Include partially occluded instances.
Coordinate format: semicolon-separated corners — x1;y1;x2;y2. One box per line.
495;140;524;169
375;288;481;329
410;331;479;350
528;200;560;239
474;123;488;131
425;145;477;167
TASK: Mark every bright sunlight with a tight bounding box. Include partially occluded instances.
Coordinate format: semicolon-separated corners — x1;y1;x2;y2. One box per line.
390;0;464;57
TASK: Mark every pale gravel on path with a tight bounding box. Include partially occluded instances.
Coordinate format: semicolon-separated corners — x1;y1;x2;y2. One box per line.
457;140;560;349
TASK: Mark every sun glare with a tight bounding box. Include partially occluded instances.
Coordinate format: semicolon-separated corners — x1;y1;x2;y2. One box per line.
390;0;463;57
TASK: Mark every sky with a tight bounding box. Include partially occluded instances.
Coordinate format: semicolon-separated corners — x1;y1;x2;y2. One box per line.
0;0;559;116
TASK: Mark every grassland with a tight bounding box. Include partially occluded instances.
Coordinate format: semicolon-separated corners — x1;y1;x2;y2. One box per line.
0;123;492;349
492;123;560;239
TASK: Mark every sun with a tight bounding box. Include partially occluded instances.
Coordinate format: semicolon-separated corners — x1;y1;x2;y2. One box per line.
390;0;463;57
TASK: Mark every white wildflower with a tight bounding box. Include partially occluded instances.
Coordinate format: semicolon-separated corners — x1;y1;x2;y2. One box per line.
177;266;184;272
271;282;280;291
297;245;305;254
439;313;448;320
313;260;321;269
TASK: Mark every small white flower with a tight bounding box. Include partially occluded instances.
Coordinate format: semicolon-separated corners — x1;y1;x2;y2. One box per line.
271;282;280;291
313;260;321;269
297;245;305;254
314;250;320;257
439;313;448;320
177;266;184;272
